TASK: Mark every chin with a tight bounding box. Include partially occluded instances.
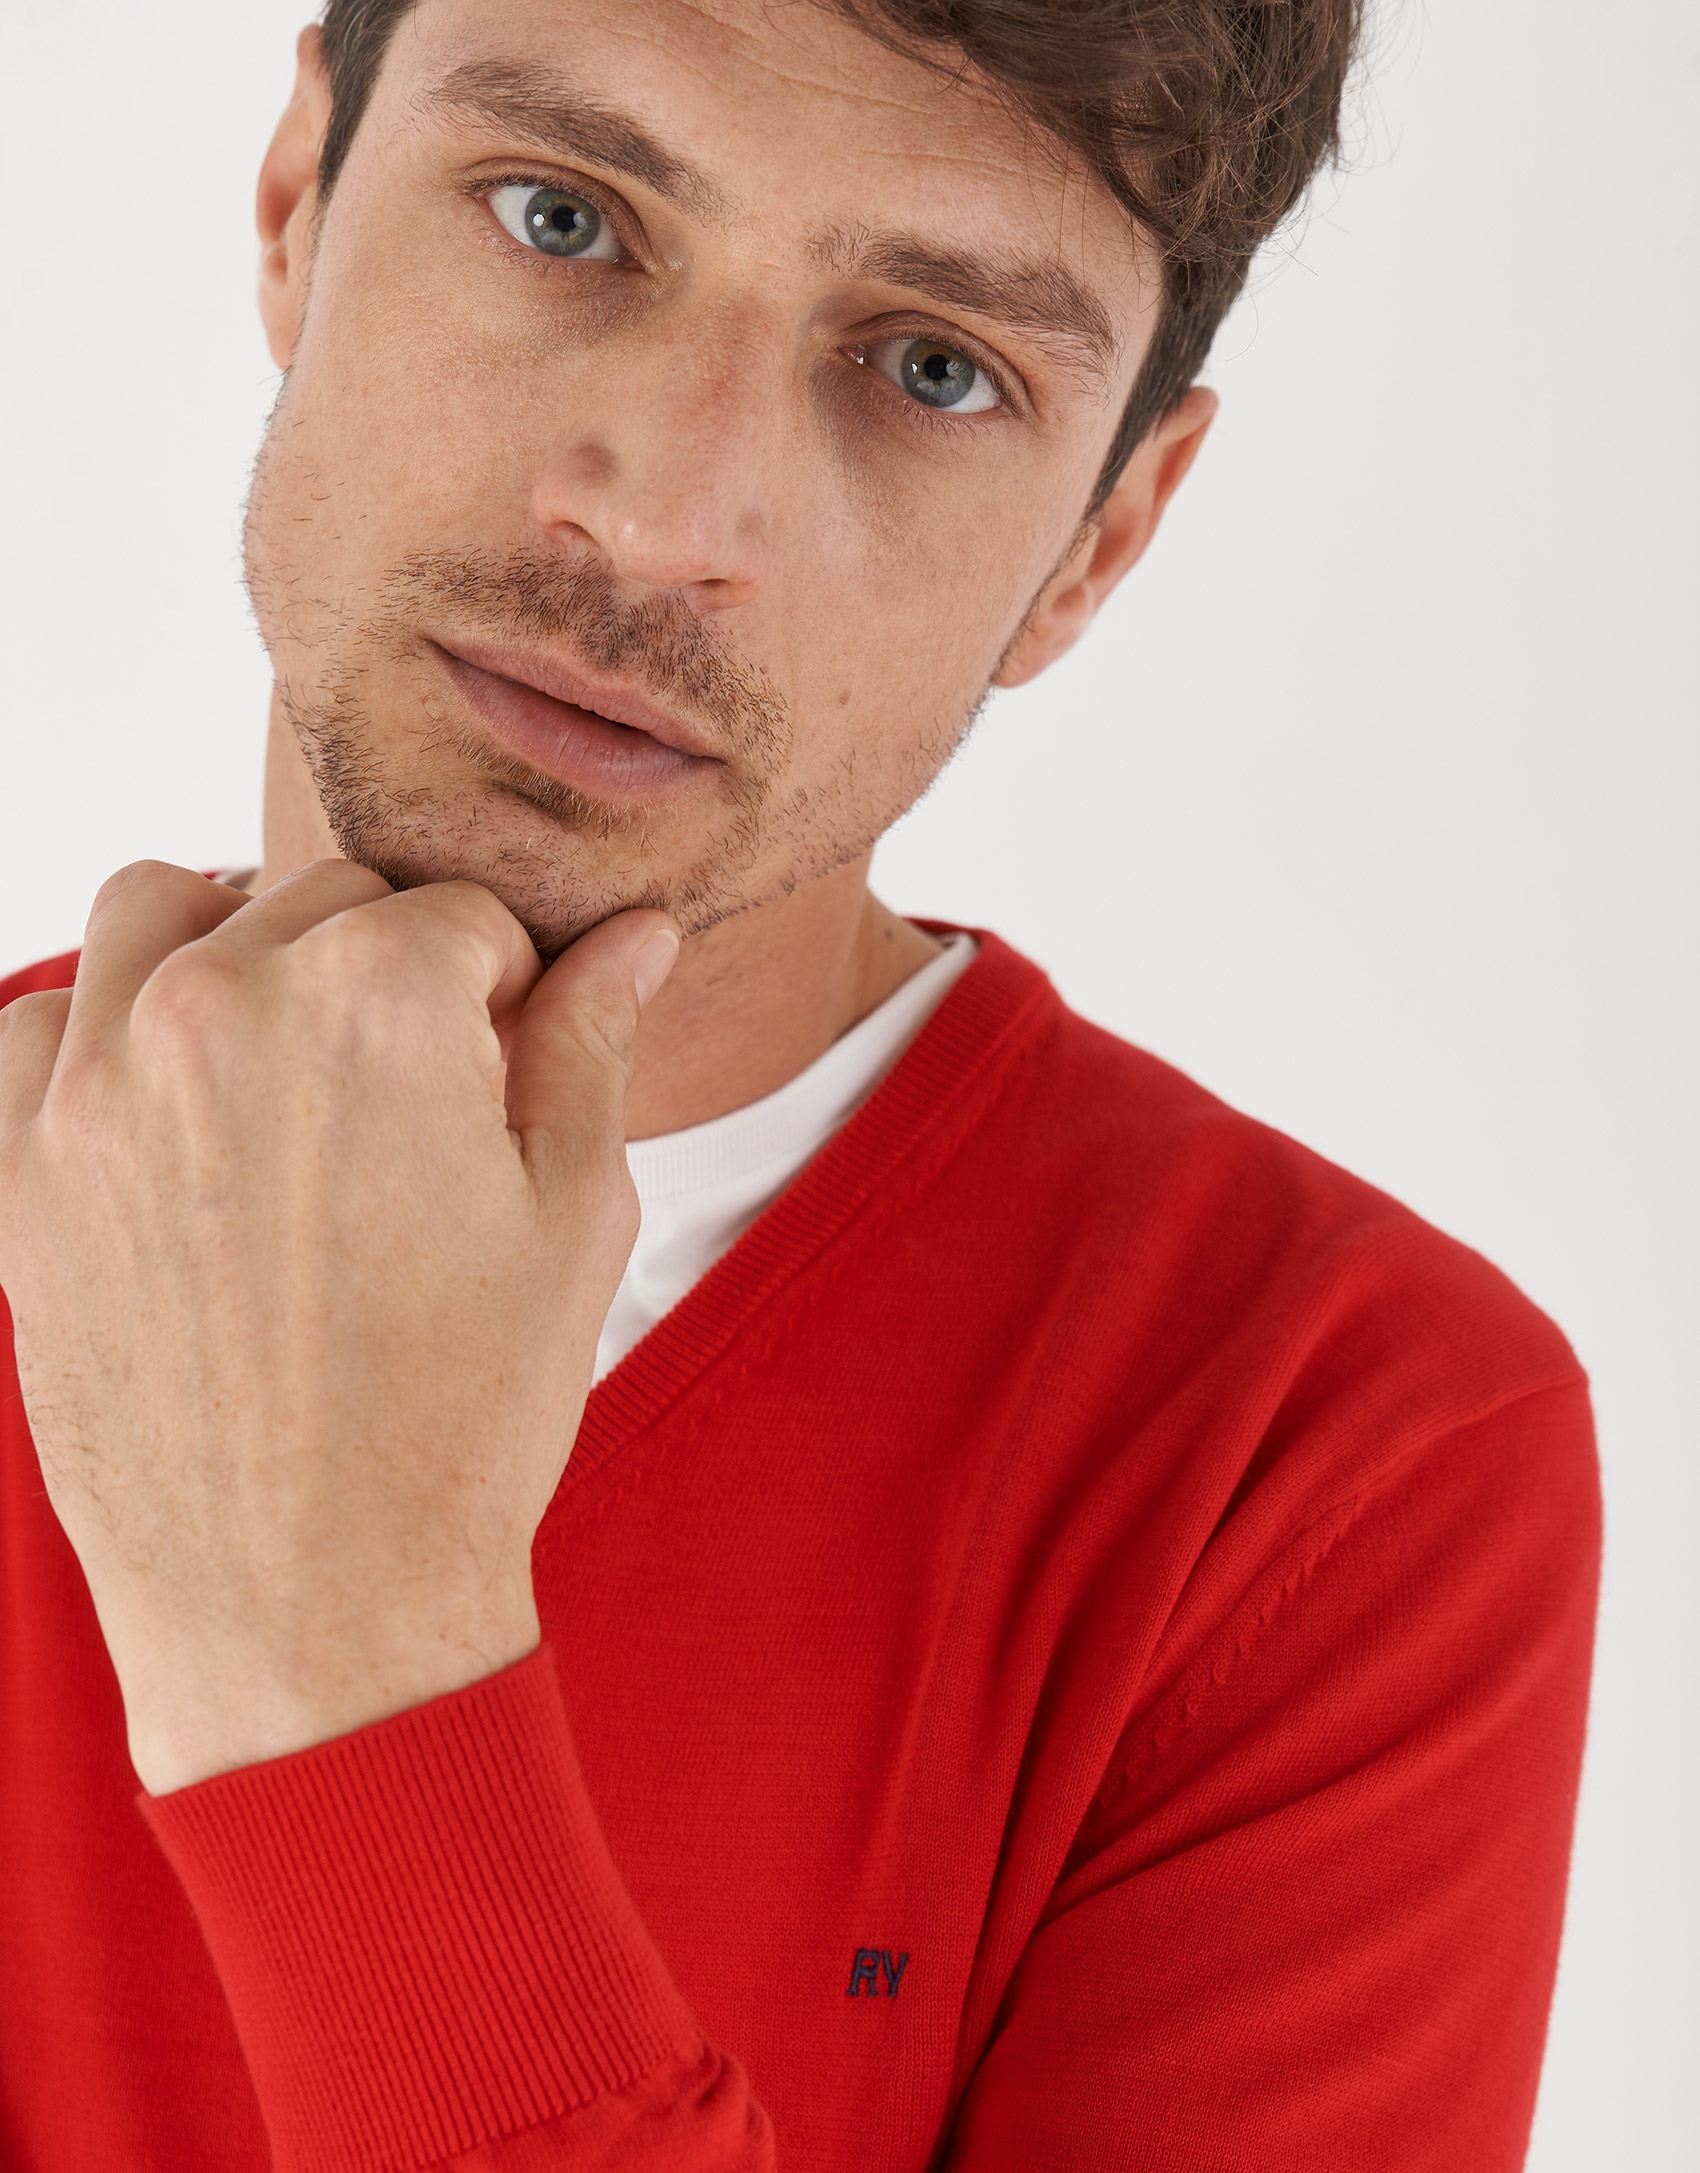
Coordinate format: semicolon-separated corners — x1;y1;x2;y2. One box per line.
321;786;778;956
325;827;658;957
295;706;781;951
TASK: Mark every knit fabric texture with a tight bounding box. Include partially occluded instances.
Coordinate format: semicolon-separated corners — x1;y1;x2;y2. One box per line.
0;933;1599;2171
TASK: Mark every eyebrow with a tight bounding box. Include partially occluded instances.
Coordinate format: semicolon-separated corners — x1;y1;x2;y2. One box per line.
423;60;731;221
814;226;1121;387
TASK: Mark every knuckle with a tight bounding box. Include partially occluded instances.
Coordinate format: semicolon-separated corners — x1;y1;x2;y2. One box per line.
309;913;427;1019
597;1162;642;1272
306;908;385;978
545;1135;639;1248
299;916;435;1055
43;1037;113;1120
568;996;638;1082
128;944;244;1055
440;885;526;975
434;879;528;954
436;879;513;932
91;858;195;913
608;1165;641;1249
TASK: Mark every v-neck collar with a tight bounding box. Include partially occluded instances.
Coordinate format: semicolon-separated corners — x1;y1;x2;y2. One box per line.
557;932;1054;1504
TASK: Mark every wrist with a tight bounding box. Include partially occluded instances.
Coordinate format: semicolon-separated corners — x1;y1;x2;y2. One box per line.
117;1605;543;1796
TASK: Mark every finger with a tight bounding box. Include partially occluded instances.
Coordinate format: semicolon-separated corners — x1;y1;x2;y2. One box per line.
298;878;546;1037
505;911;680;1184
195;858;393;953
0;989;74;1136
61;863;250;1057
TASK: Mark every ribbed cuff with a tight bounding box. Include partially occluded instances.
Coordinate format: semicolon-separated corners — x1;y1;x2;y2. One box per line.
142;1648;699;2173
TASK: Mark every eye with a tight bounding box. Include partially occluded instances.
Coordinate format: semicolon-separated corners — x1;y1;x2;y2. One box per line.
487;183;622;262
861;336;1001;415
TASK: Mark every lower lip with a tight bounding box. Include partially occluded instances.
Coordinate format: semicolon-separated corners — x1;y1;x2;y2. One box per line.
436;647;719;798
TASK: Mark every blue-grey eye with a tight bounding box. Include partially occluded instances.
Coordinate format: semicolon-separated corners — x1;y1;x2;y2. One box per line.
864;336;1001;414
488;184;621;262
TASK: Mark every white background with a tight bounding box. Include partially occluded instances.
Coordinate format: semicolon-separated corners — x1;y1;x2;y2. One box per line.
1;3;1694;2164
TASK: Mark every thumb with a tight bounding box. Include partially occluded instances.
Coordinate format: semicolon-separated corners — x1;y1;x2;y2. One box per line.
504;909;680;1178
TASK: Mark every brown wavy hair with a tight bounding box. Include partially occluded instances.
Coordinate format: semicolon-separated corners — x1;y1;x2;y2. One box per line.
317;0;1362;509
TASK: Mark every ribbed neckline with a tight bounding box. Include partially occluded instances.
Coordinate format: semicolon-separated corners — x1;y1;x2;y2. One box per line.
553;930;1055;1515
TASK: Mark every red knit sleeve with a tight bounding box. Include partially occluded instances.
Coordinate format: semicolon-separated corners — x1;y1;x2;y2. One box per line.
141;1650;774;2173
939;1378;1600;2171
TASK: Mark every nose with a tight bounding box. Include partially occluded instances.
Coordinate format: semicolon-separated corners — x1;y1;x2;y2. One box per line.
529;326;775;611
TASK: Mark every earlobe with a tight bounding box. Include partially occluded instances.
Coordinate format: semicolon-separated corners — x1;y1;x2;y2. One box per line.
256;28;334;371
993;384;1218;689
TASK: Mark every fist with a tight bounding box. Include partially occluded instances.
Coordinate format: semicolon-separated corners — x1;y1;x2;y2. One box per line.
0;860;678;1792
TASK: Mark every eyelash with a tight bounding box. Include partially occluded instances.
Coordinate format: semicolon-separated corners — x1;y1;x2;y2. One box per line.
465;172;1019;430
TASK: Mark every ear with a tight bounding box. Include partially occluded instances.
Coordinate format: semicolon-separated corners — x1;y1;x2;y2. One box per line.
994;384;1218;689
257;28;335;371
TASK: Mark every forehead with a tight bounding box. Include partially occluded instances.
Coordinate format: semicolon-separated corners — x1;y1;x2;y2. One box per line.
377;0;1149;325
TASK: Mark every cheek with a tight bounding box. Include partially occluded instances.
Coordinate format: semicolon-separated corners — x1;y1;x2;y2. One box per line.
282;252;549;568
784;471;1062;736
802;382;1081;688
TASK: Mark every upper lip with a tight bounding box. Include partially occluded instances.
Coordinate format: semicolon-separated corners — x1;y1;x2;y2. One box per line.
434;635;721;761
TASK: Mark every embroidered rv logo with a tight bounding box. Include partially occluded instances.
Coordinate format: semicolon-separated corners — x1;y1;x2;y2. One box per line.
847;1948;909;1998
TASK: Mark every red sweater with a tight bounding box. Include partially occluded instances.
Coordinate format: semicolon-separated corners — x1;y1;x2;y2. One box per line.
0;933;1598;2173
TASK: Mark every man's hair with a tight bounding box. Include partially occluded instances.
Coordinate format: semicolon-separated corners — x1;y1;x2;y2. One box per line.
317;0;1361;512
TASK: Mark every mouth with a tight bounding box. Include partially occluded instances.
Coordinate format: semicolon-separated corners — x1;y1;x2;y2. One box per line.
431;636;724;799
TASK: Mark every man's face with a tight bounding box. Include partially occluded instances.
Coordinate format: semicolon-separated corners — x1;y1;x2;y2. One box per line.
246;0;1156;948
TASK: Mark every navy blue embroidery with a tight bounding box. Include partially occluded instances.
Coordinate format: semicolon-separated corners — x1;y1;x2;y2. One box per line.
848;1947;910;1997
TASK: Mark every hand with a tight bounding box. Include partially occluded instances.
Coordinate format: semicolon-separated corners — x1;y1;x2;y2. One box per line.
0;860;679;1793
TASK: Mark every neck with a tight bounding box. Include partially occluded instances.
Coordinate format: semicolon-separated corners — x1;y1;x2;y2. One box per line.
254;696;939;1139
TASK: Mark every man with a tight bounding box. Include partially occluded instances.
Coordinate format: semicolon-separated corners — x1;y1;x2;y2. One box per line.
0;0;1597;2166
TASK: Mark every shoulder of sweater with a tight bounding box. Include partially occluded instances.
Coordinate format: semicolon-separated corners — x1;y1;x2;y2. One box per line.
962;944;1587;1465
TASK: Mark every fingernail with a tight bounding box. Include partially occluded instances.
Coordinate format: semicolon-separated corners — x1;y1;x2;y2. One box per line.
632;928;681;1011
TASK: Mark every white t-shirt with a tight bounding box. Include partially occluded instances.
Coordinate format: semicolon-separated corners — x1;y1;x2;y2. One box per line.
596;933;977;1382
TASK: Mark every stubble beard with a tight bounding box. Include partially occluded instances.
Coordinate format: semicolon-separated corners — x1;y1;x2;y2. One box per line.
244;426;988;956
